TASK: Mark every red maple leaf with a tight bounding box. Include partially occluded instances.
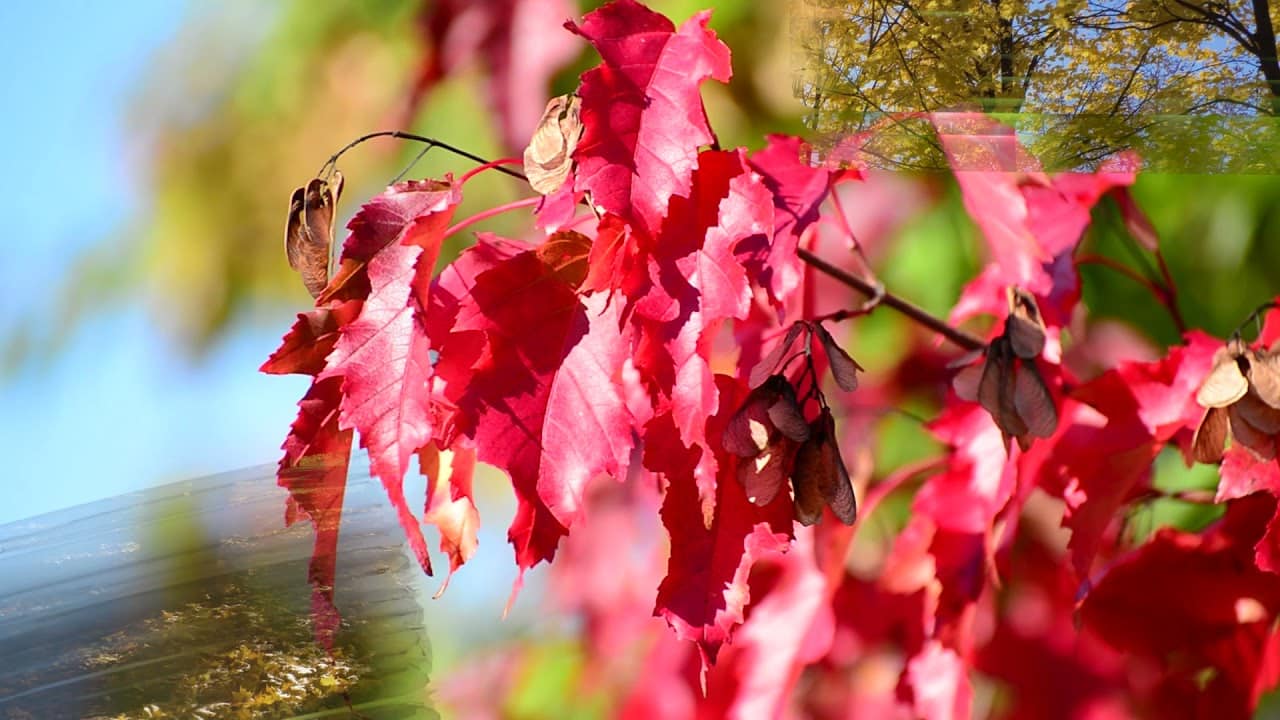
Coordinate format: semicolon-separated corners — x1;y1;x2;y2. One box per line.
1023;332;1219;576
1080;496;1280;715
320;179;462;576
569;0;731;236
700;527;834;718
433;239;641;581
742;135;836;306
650;376;794;668
934;113;1137;327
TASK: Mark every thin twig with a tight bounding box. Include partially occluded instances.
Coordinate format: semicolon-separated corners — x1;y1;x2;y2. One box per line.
797;247;986;352
319;131;528;182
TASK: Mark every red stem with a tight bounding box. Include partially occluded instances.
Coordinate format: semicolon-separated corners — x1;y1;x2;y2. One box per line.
460;156;525;186
1077;253;1186;332
444;197;543;239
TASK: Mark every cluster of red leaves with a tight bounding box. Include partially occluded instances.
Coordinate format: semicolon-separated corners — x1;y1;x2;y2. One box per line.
266;1;1280;716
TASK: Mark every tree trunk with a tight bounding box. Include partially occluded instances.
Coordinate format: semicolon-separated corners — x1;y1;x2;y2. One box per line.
1251;0;1280;113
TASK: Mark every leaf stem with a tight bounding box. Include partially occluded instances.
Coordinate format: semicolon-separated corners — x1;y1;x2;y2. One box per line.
796;247;985;352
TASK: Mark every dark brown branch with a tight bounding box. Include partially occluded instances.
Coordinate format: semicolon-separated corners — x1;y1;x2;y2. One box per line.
319;131;528;181
796;247;986;352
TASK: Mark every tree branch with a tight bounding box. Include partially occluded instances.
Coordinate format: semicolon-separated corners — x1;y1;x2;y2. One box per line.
796;247;986;351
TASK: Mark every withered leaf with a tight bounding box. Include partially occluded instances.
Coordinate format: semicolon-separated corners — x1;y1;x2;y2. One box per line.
523;94;583;195
1192;406;1228;464
1196;354;1249;408
535;230;593;288
814;322;862;391
749;323;805;389
791;408;857;526
285;172;344;299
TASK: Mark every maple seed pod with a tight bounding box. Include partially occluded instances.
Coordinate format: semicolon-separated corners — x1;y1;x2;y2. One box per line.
737;436;798;506
791;408;857;526
749;323;805;389
723;375;808;457
1005;287;1047;360
1196;348;1249;408
1246;350;1280;408
1191;340;1280;462
814;322;862;391
523;94;583;195
285;171;344;299
1192;406;1228;464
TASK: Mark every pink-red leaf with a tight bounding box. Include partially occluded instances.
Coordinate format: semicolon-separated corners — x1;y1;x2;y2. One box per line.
743;135;834;306
651;377;794;667
569;0;731;235
437;241;640;578
907;640;973;720
321;180;463;577
419;441;480;597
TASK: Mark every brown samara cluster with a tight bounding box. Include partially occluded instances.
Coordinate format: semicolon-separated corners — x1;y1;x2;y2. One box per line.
724;322;861;526
954;287;1058;449
1193;339;1280;462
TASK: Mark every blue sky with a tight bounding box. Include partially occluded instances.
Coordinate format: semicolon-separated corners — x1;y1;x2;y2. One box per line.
0;2;310;524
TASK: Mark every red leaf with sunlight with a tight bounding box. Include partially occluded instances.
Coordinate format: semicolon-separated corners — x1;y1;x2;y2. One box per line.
260;301;362;376
906;640;973;720
618;149;776;516
651;377;794;668
321;180;462;577
1025;332;1219;576
569;0;731;235
276;376;353;649
742;135;835;306
435;240;640;579
1219;446;1280;574
701;527;834;718
1081;496;1280;715
418;441;479;597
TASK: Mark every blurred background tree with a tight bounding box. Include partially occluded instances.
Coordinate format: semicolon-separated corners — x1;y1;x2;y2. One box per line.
21;0;804;360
